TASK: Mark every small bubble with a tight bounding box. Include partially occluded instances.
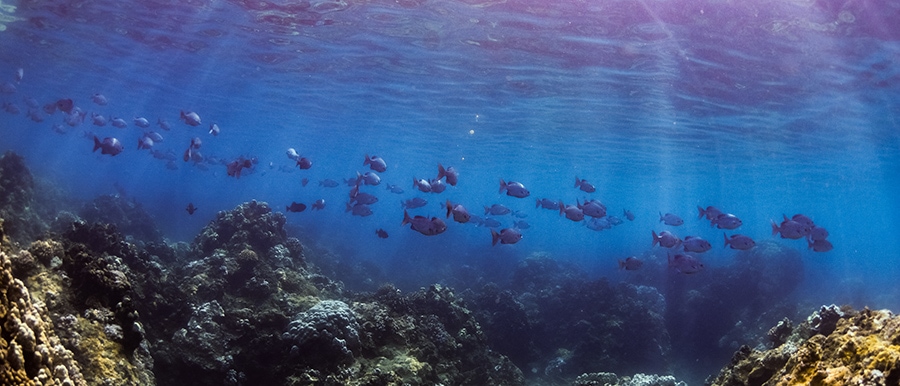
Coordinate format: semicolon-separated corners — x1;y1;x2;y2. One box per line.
469;129;475;135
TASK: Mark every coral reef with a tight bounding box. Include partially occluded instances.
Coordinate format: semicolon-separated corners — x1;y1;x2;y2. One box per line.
573;372;687;386
0;151;46;245
78;194;163;244
710;306;900;385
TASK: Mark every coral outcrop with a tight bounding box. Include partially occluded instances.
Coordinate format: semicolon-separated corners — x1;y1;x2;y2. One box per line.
0;151;46;245
710;305;900;385
573;372;687;385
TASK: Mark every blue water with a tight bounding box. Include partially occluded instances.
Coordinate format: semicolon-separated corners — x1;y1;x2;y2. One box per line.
1;0;899;311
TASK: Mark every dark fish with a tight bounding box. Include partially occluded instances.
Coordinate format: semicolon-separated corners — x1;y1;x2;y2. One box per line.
312;199;325;210
578;199;607;218
376;228;389;239
437;163;459;186
110;117;127;128
559;201;584;222
536;198;560;210
226;157;253;178
512;210;528;219
668;253;704;274
319;179;339;188
607;216;624;226
2;102;19;114
682;236;712;253
790;214;815;229
513;220;530;229
27;109;43;122
429;178;446;193
151;149;176;161
808;226;829;241
808;239;833;252
301;178;309;187
386;184;404;194
180;110;201;126
711;213;742;229
771;217;808;239
191;137;202;148
491;228;522;246
137;136;154;150
186;203;197;215
346;202;373;217
445;200;470;224
56;99;74;114
357;171;380;186
93;136;123;156
364;154;387;173
65;108;86;126
724;233;755;250
90;113;107;126
413;178;432;192
91;93;108;105
499;179;529;198
344;177;358;186
350;192;378;205
659;212;684;226
652;230;681;248
157;118;171;131
586;217;611;231
296;157;312;170
43;103;57;115
1;82;16;94
401;210;447;235
482;217;502;228
134;117;150;128
624;209;635;221
402;197;427;209
484;204;510;216
574;176;596;193
286;202;307;212
23;96;39;109
697;206;723;221
209;123;220;136
618;257;643;271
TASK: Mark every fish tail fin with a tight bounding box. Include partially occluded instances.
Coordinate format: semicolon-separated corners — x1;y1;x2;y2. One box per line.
783;214;790;222
499;179;506;193
558;201;565;216
807;239;814;250
401;210;411;226
437;163;446;180
345;203;353;213
697;206;705;219
618;260;625;269
363;154;370;166
659;212;663;222
652;230;659;247
446;200;452;218
771;220;779;236
484;206;490;215
92;136;101;152
412;177;417;188
536;199;540;208
574;176;580;188
723;233;729;248
491;229;500;246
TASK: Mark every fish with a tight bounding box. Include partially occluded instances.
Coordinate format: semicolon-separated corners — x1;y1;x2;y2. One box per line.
134;117;150;128
429;178;446;193
56;99;74;114
350;192;378;205
659;212;684;226
499;179;530;198
578;199;607;218
789;214;815;228
296;157;313;170
285;148;300;161
808;226;829;241
771;217;809;239
559;201;584;222
536;198;560;210
491;228;522;246
1;82;17;94
209;123;220;136
186;203;197;215
724;233;756;250
89;112;107;126
652;230;681;248
357;171;380;186
65;108;86;127
92;136;123;156
191;137;202;149
301;178;309;187
346;202;373;217
27;109;43;122
312;199;325;210
91;93;108;106
586;217;611;231
512;210;528;219
376;228;389;239
402;197;427;209
151;149;176;161
157;118;171;131
808;239;833;252
180;110;201;126
363;154;387;173
2;102;20;114
313;179;336;188
698;206;723;221
137;136;154;150
23;96;39;109
413;178;432;192
513;220;530;229
607;216;624;226
15;68;23;83
482;217;502;228
624;209;635;221
110;117;127;128
401;210;446;235
286;202;307;212
145;131;164;143
484;204;511;216
445;200;470;223
437;164;459;186
226;157;253;178
618;257;643;271
668;253;704;274
386;184;404;194
574;176;596;193
43;103;57;115
52;124;67;135
682;236;712;253
711;213;742;230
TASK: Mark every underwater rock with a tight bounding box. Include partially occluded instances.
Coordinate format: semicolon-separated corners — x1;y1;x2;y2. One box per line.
79;194;163;244
710;306;900;385
193;200;289;257
284;300;361;369
573;372;687;386
806;303;845;336
0;151;47;244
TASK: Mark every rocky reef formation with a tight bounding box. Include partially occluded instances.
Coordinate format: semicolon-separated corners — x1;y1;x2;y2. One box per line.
573;372;687;386
0;152;47;245
710;305;900;385
78;194;163;244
